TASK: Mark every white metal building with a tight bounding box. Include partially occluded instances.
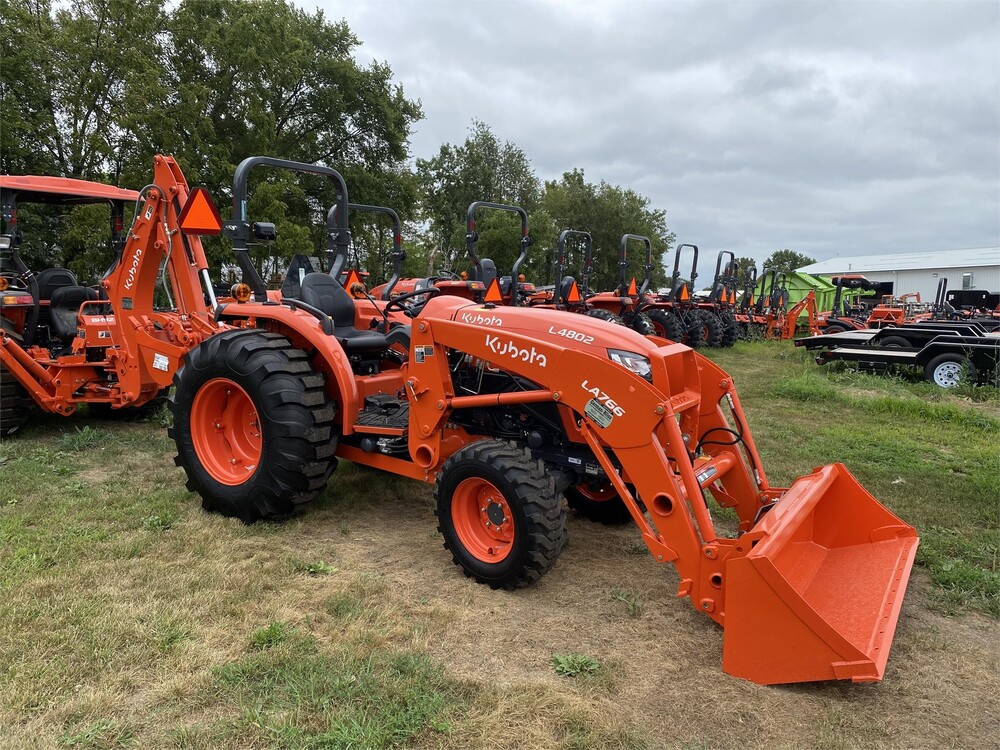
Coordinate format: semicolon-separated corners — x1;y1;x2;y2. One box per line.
797;247;1000;300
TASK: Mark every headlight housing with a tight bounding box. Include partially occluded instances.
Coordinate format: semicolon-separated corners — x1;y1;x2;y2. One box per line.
607;349;652;382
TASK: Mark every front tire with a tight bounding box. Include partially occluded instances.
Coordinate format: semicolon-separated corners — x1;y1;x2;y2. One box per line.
435;440;566;589
169;330;338;522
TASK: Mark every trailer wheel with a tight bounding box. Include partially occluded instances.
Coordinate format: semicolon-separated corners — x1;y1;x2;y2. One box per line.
585;308;623;325
924;353;976;388
647;310;684;343
879;335;910;349
566;479;632;524
169;329;338;522
435;440;566;589
0;365;29;437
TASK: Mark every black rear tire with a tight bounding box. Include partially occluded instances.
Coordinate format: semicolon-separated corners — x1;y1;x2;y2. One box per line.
0;365;29;437
585;308;623;325
647;309;684;343
435;440;566;589
698;310;724;348
683;312;706;348
169;329;338;522
623;311;655;336
720;313;739;347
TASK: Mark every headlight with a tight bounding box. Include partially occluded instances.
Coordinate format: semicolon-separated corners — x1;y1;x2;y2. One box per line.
608;349;652;381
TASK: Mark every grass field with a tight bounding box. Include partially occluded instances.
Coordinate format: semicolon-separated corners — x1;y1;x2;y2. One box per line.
0;341;997;749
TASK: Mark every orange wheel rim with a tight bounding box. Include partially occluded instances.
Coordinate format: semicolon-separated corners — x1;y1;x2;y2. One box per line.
451;477;515;563
576;481;617;502
190;377;262;485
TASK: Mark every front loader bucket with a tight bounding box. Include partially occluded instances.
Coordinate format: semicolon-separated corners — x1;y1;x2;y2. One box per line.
723;464;918;685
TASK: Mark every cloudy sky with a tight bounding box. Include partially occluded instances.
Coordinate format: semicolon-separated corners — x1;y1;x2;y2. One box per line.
315;0;999;266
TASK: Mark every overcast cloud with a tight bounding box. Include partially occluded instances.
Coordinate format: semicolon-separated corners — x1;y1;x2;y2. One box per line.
315;0;999;266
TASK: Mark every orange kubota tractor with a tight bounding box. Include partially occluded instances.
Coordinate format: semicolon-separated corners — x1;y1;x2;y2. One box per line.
170;156;918;685
0;156;224;434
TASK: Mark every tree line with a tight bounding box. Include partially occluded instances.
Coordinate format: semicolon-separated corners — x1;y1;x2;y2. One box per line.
1;0;810;290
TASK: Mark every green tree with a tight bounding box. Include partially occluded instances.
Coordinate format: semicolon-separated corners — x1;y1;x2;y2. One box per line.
0;0;166;177
416;120;540;274
763;249;816;273
126;0;422;273
2;0;421;282
539;169;674;290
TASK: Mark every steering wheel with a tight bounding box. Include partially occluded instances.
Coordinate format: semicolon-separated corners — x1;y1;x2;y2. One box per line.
432;269;461;281
384;286;442;317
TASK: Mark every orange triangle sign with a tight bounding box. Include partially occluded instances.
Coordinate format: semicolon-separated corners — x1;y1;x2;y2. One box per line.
728;290;736;304
748;294;755;306
178;187;222;235
343;269;363;295
484;278;503;303
567;281;581;303
679;284;689;301
627;277;637;296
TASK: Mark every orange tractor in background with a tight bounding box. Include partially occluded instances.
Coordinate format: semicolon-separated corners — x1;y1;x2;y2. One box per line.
369;200;535;305
0;157;224;435
170;155;918;686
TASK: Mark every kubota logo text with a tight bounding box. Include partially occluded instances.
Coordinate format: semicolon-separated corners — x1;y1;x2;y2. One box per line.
124;246;143;290
582;380;626;417
461;312;503;327
485;334;547;367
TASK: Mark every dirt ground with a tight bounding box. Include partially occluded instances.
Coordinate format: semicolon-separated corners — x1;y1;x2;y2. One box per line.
276;463;1000;750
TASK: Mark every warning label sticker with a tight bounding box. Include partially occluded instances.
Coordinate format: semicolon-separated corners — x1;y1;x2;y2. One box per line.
152;353;170;372
584;398;614;428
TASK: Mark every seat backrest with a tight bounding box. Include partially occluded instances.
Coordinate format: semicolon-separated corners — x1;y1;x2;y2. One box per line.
48;285;97;339
36;268;79;300
470;259;498;289
299;272;357;328
558;275;578;305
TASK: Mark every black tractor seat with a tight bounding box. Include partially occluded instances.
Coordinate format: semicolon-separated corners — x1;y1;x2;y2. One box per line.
48;285;98;340
299;272;394;354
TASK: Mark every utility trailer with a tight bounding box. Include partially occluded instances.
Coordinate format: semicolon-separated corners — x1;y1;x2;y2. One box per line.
795;325;999;387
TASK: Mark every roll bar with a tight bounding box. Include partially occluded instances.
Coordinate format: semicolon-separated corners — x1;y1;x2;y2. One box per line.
225;157;351;302
618;234;653;297
740;264;758;312
330;203;405;299
710;251;736;303
670;243;699;302
554;229;593;305
465;201;531;306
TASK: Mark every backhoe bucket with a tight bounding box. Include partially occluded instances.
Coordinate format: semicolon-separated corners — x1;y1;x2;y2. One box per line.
723;464;918;685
